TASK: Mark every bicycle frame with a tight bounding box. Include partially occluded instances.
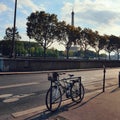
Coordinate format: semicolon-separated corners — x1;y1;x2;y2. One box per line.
51;76;82;99
52;79;68;96
46;72;84;112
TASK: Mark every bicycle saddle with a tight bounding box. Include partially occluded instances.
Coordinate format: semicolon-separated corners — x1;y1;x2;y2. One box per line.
68;74;74;77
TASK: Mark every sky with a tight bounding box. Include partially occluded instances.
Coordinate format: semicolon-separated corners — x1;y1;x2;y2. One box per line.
0;0;120;50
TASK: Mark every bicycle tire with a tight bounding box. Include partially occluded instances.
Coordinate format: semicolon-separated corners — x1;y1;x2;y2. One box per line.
45;85;62;112
70;81;84;103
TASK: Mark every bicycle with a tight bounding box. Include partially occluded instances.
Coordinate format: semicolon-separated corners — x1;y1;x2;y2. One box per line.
45;72;85;112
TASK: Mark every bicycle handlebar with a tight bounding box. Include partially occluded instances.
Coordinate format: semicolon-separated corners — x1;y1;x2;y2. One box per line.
48;72;79;82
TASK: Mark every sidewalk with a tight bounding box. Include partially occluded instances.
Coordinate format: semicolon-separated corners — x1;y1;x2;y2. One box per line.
25;86;120;120
50;87;120;120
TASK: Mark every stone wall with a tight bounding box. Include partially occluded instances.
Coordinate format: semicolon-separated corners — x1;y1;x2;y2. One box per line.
0;58;120;72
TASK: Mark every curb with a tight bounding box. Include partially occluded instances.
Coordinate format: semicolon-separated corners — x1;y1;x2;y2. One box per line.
0;68;104;75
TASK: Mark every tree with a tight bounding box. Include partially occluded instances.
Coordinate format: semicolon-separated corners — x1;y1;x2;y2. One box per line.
56;21;81;59
105;35;114;60
46;48;59;58
78;28;94;59
0;40;11;56
91;31;109;59
3;27;21;57
26;11;59;58
108;35;120;60
16;41;25;56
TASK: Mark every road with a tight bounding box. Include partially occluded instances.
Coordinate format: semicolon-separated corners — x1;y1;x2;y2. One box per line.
0;68;119;119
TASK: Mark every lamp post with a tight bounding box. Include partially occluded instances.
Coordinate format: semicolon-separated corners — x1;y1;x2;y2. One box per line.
12;0;17;59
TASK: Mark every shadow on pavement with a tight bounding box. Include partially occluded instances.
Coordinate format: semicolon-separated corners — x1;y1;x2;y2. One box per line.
72;91;103;110
25;92;103;120
110;87;120;93
25;101;78;120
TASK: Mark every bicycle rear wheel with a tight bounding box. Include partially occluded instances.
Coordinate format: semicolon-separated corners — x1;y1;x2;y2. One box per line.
70;81;84;103
46;86;62;112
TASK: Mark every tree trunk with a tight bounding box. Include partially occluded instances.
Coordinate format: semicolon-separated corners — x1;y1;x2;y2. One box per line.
44;38;47;59
97;51;100;60
109;52;110;60
43;47;46;59
66;46;69;59
117;52;119;60
84;48;87;59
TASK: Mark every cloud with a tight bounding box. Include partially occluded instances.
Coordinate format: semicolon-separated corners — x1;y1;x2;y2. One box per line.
98;20;120;36
0;3;8;13
17;0;45;12
61;0;120;36
76;10;119;25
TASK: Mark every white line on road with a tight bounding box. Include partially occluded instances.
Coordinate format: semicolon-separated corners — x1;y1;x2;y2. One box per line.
0;82;39;89
3;93;35;103
12;105;46;118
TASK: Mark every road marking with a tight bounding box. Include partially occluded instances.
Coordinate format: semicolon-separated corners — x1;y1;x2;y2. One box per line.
0;94;13;98
0;82;38;89
3;98;19;103
3;93;35;103
12;99;72;118
12;105;46;118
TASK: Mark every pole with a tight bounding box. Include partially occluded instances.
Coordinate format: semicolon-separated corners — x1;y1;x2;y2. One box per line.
103;65;106;92
12;0;17;59
79;77;81;99
118;72;120;88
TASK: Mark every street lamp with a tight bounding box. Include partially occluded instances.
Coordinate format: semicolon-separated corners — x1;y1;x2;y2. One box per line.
12;0;17;59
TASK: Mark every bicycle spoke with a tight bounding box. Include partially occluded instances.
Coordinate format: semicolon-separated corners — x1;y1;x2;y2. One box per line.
71;82;84;103
46;86;62;112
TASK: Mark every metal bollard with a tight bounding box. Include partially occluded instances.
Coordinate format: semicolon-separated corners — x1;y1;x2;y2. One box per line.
119;72;120;88
79;77;81;99
103;65;106;92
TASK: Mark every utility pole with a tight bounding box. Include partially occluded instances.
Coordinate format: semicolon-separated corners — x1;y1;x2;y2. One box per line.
12;0;17;59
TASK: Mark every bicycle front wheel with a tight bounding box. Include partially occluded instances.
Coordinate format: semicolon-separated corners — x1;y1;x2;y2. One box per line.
70;81;84;103
45;86;62;112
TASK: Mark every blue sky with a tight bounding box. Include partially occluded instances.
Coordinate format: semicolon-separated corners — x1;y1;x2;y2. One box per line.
0;0;120;50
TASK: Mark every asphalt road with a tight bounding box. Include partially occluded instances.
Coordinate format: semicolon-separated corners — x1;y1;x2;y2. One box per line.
0;68;119;118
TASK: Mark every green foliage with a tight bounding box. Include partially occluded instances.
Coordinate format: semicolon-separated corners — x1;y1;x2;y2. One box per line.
0;39;107;59
56;21;81;59
4;27;21;41
77;28;94;58
46;48;59;58
106;35;120;60
2;27;21;57
0;40;12;56
26;11;59;58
